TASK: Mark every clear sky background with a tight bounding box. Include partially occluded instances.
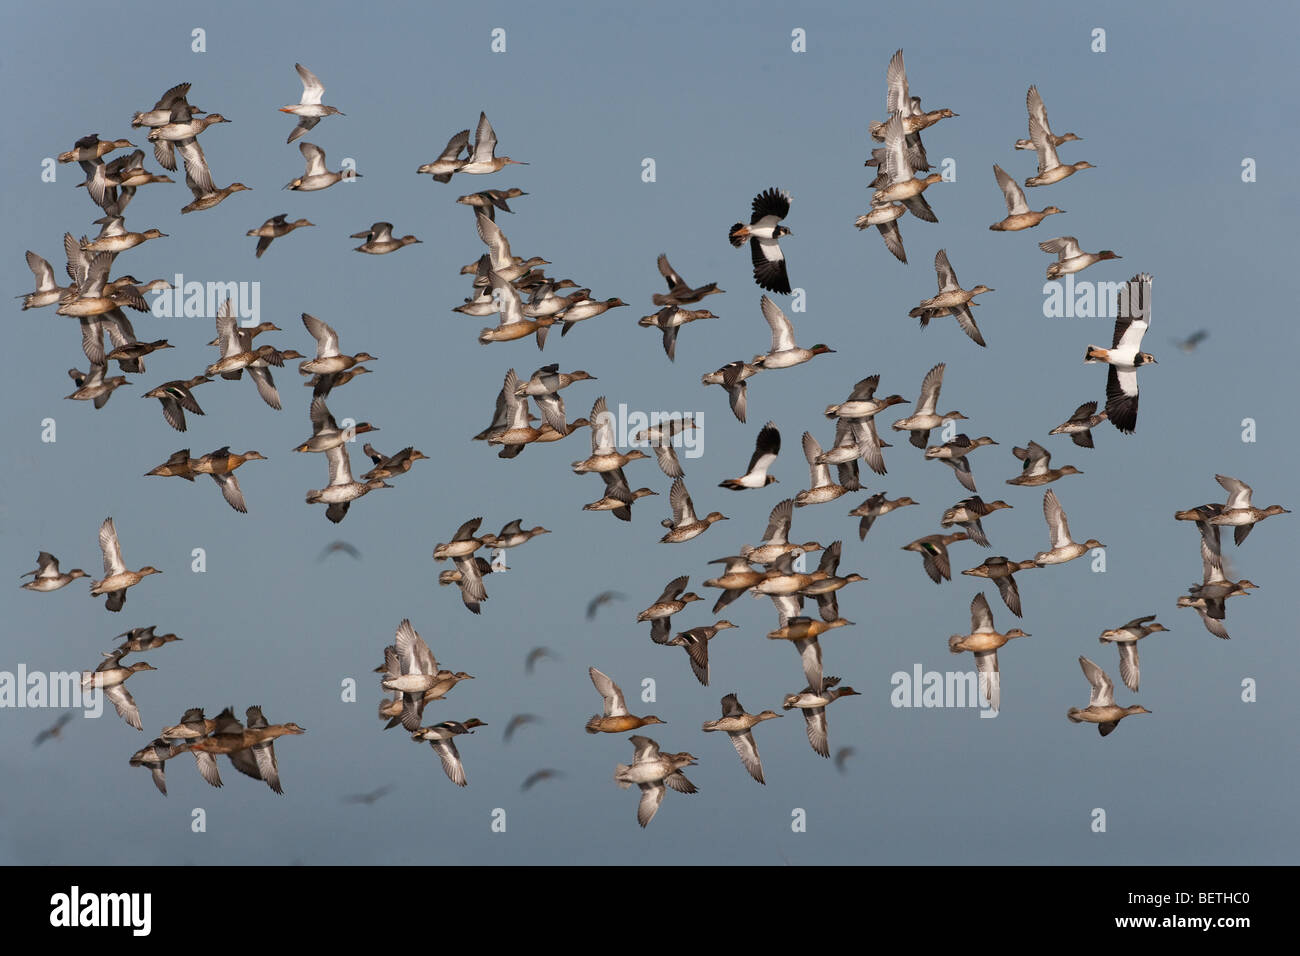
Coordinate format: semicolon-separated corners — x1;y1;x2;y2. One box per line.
2;0;1297;864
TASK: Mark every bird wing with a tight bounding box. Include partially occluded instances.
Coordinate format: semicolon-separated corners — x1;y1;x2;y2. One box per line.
636;781;665;827
299;142;328;177
1214;474;1252;511
1042;489;1072;548
105;683;143;731
934;249;959;292
589;667;627;717
1111;274;1152;350
750;187;791;225
1039;235;1082;260
1079;656;1114;707
589;396;615;454
969;592;996;633
470;111;498;163
993;163;1028;216
915;362;945;415
1105;366;1140;434
760;295;796;352
1028;108;1060;174
295;63;326;105
99;517;125;575
802;706;829;758
884;49;910;115
668;477;698;525
302;312;341;358
730;731;765;784
212;473;247;513
432;739;467;786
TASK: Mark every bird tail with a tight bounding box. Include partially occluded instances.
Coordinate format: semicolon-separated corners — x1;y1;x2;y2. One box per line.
1084;346;1105;363
728;224;748;248
613;764;633;788
1066;707;1083;723
947;634;965;653
584;715;602;734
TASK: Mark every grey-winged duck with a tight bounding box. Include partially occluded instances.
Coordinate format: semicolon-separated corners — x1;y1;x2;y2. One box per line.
702;694;780;784
412;720;485;787
352;222;421;254
1005;439;1082;487
1015;86;1082;151
926;434;997;491
902;532;969;583
1024;94;1093;187
941;495;1012;547
613;735;698;828
586;667;665;734
782;676;859;758
961;556;1037;618
848;492;918;541
988;163;1063;231
1049;401;1107;448
20;552;86;592
81;649;155;730
653;253;724;306
1208;474;1290;544
636;576;703;644
948;592;1029;711
909;250;991;346
631;416;695;478
1068;657;1149;736
702;359;762;423
247;214;315;258
660;478;728;543
1032;489;1103;566
1098;615;1168;692
891;362;965;448
1040;236;1121;278
90;518;161;611
666;621;737;685
794;431;851;506
305;444;390;524
752;295;834;369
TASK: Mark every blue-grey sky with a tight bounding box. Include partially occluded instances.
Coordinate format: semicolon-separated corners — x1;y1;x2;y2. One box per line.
2;0;1297;864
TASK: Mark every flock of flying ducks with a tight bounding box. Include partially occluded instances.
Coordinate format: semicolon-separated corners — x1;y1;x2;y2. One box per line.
17;53;1288;823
